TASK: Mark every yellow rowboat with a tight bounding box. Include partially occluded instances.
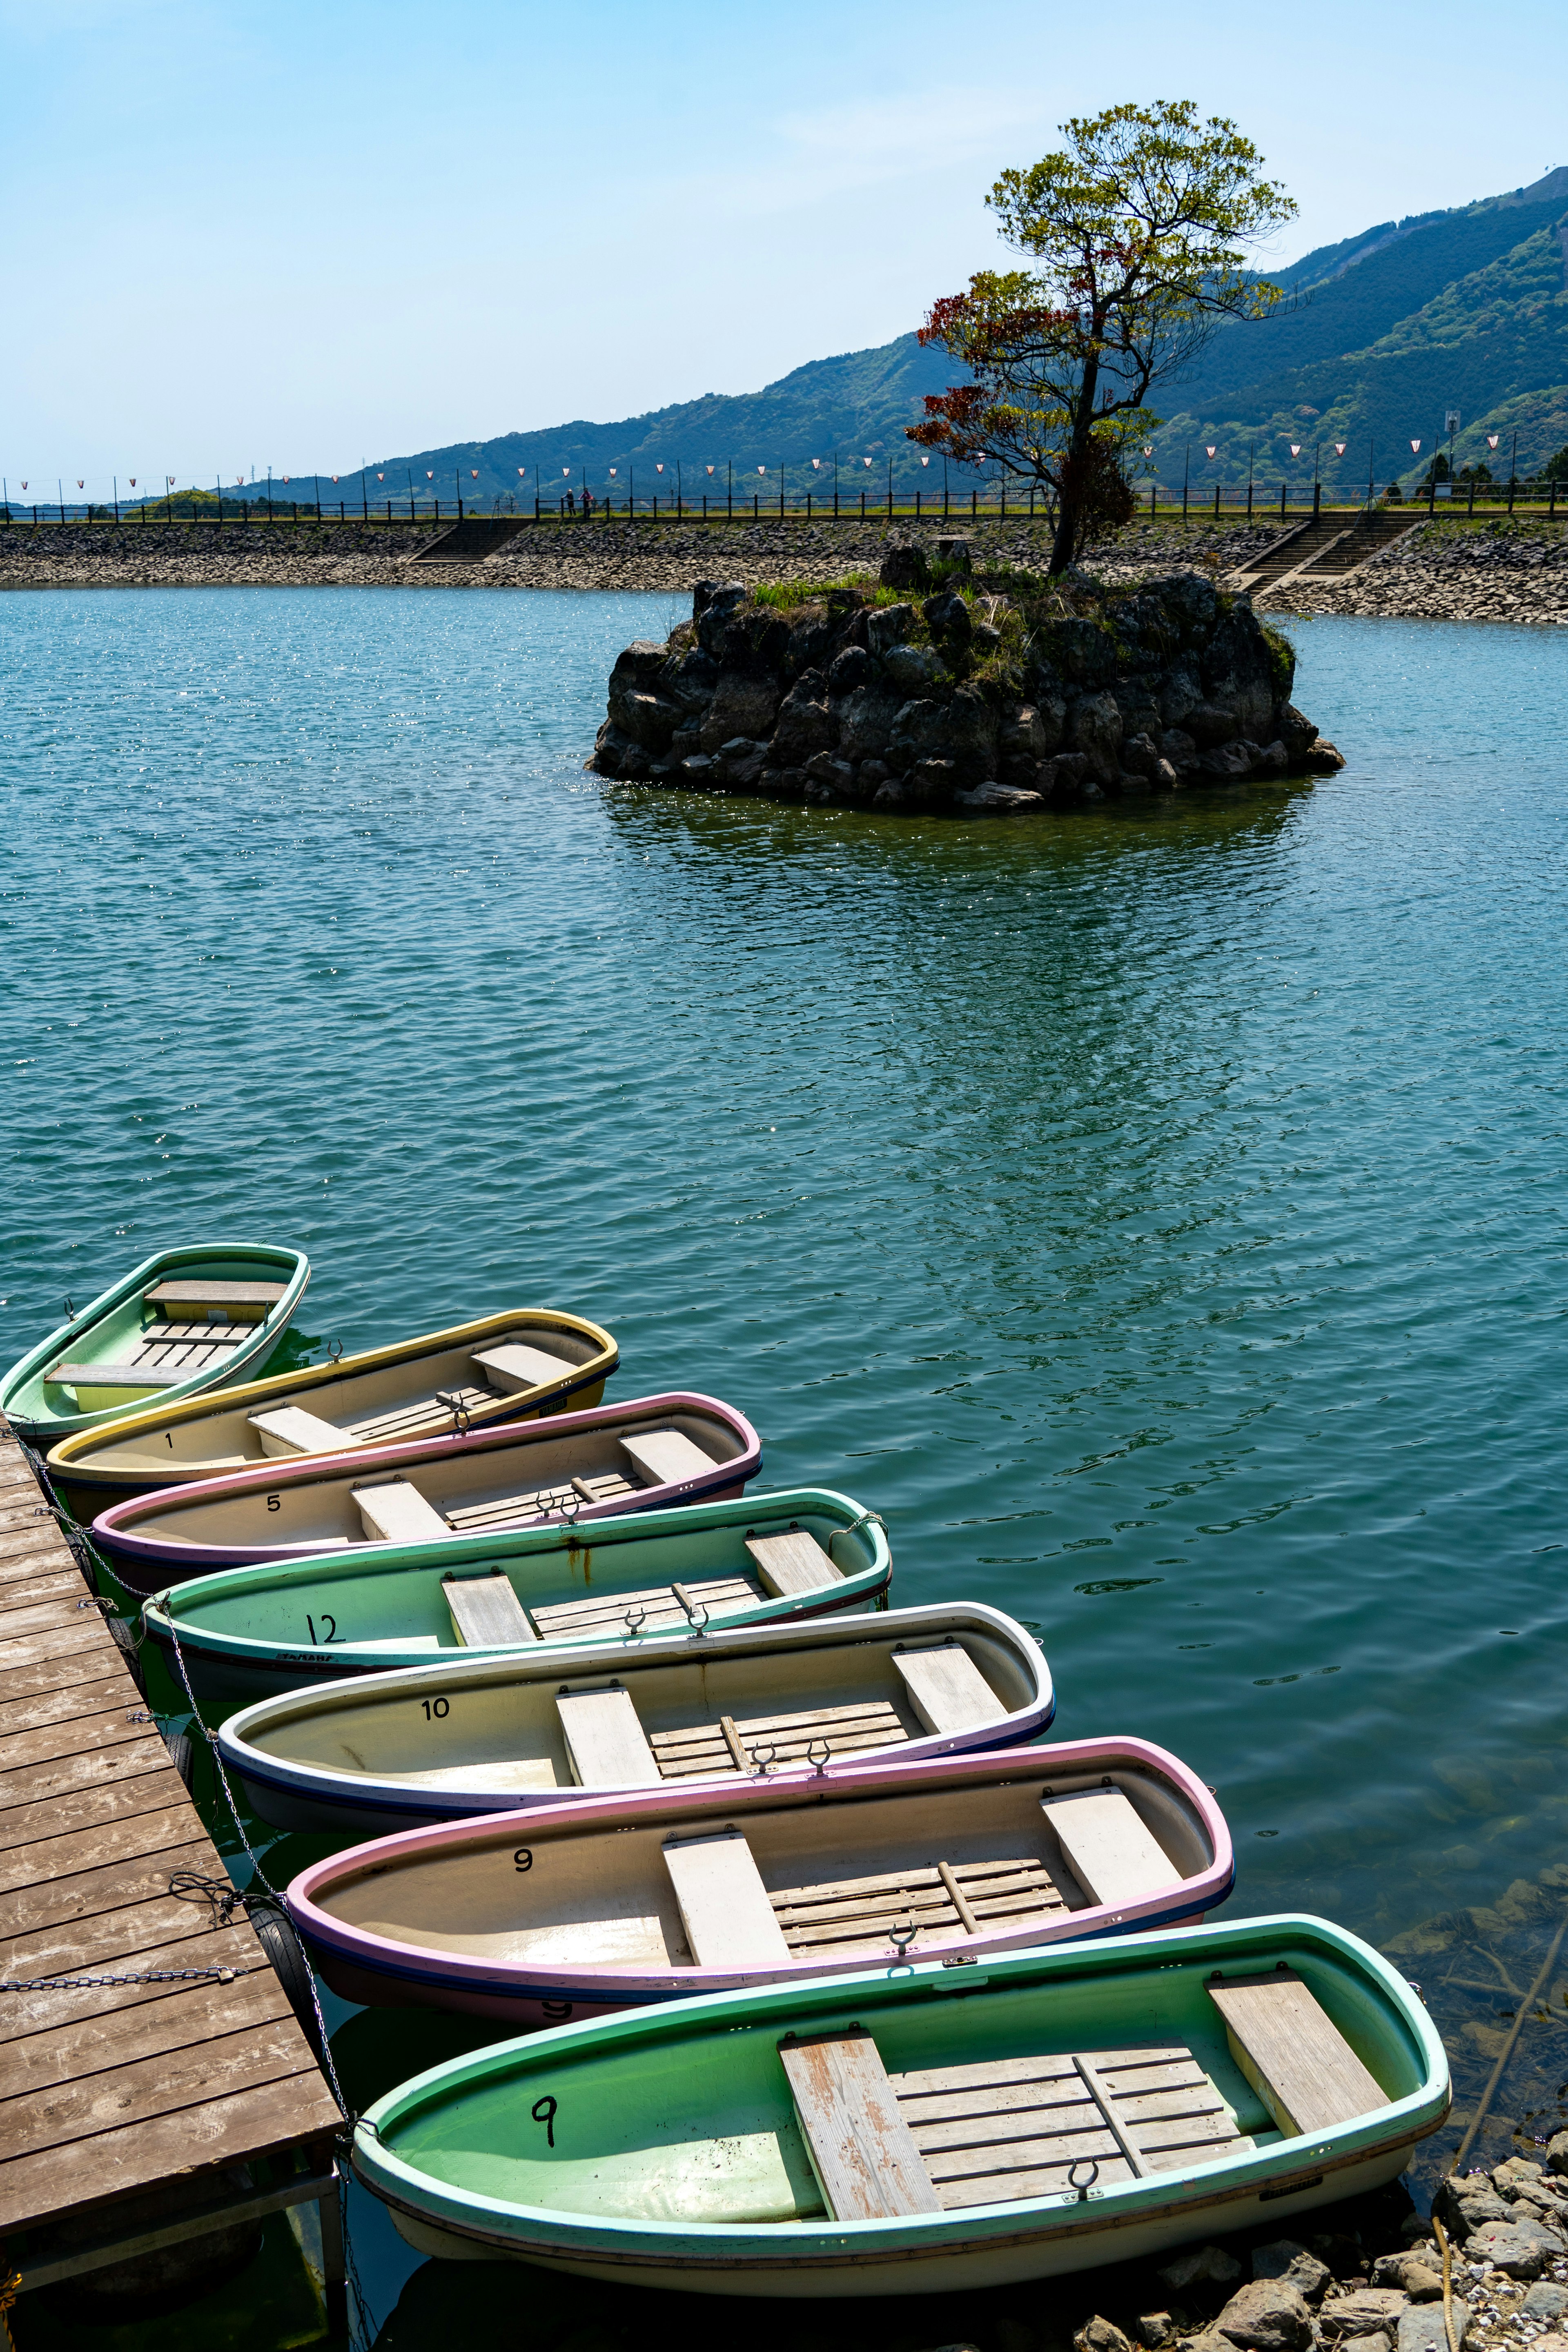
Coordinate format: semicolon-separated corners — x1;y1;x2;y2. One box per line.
44;1308;618;1521
1;1244;310;1444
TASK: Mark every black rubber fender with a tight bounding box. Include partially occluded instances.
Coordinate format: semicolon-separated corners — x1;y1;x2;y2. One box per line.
160;1727;195;1793
252;1909;326;2066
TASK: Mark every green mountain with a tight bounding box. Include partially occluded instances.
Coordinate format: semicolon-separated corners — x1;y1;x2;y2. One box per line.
222;165;1568;511
1149;165;1568;492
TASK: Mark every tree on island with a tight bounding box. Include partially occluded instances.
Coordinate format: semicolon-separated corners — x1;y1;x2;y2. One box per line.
909;101;1296;574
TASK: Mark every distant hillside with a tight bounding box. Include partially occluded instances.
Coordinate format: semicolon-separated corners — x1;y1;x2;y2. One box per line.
213;165;1568;514
1150;165;1568;490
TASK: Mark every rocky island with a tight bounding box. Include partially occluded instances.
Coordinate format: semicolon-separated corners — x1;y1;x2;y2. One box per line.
587;539;1345;813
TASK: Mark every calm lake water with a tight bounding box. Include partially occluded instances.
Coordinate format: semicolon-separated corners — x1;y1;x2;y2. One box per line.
4;585;1568;2348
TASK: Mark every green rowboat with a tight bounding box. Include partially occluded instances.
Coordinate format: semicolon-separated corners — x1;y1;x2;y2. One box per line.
0;1244;310;1442
351;1913;1448;2298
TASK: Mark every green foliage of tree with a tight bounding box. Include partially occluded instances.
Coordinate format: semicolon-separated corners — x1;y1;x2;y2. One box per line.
910;100;1296;571
1542;444;1568;480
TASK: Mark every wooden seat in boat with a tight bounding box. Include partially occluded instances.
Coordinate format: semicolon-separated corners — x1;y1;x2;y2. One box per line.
780;2027;1254;2223
885;2040;1255;2211
648;1697;910;1779
47;1360;186;1391
249;1403;350;1457
779;2029;942;2219
442;1470;638;1536
471;1341;579;1395
744;1528;843;1597
345;1385;494;1446
354;1481;452;1545
1042;1790;1180;1907
528;1574;766;1645
556;1686;661;1786
143;1279;286;1321
663;1829;792;1967
443;1569;537;1648
1206;1969;1385;2135
619;1428;718;1487
769;1856;1068;1957
892;1643;1001;1735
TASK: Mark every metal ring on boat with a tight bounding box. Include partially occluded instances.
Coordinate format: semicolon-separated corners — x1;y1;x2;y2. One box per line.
807;1738;831;1775
1069;2158;1099;2199
751;1745;776;1775
624;1604;646;1635
436;1389;471;1436
889;1920;917;1954
326;1338;343;1362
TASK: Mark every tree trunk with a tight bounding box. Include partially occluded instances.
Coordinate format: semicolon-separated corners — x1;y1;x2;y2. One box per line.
1048;355;1100;575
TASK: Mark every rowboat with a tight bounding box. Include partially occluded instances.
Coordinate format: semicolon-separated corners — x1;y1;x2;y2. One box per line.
0;1245;310;1443
89;1392;760;1596
217;1602;1054;1835
286;1738;1227;2026
139;1490;892;1711
349;1911;1447;2295
42;1308;618;1521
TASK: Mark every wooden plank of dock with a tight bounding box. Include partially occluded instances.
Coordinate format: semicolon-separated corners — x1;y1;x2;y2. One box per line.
0;1417;342;2274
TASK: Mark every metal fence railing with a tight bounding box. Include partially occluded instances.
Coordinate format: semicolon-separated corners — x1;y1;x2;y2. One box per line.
2;477;1564;529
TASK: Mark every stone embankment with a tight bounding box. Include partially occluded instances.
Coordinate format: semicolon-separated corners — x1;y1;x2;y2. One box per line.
1259;519;1568;626
587;543;1344;814
6;512;1566;624
0;515;1280;596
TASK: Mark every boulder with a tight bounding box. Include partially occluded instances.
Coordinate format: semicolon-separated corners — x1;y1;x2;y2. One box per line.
1439;2180;1510;2232
679;754;718;786
1337;2336;1391;2352
1395;2307;1467;2352
614;690;683;752
1546;2131;1568;2179
1160;726;1200;776
1183;701;1242;750
1199;740;1262;780
867;603;915;656
770;674;837;764
906;756;960;805
1002;700;1065;760
1305;738;1347;773
1279;702;1321;757
953;782;1045;814
1152;758;1182;789
883;644;942;694
837;686;906;764
827;646;875;696
661;646;720;711
1135;2319;1174;2350
1252;739;1290;779
923;589;972;641
1370;2254;1441;2300
1213;2279;1314;2352
1120;730;1162;781
695;584;748;655
1074;2320;1134;2352
879;540;931;591
802;752;855;802
1253;2243;1332;2304
1465;2219;1549;2277
1522;2285;1568;2321
943;684;1001;782
1069;690;1125;783
698;668;782;753
1319;2291;1409;2340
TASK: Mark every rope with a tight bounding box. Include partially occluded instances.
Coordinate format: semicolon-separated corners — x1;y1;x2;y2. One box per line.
1433;2214;1459;2352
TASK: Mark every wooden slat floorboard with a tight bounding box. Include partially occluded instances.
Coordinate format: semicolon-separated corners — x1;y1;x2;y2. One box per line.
0;1416;340;2239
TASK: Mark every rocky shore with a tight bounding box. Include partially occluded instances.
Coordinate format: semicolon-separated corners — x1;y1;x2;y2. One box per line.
4;512;1565;625
587;545;1344;813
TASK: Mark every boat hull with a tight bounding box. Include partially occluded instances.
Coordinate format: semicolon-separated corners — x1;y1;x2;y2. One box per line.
90;1390;760;1594
43;1307;618;1517
1;1245;310;1442
288;1738;1232;2025
220;1601;1054;1835
348;1916;1450;2297
140;1488;892;1711
376;2141;1418;2294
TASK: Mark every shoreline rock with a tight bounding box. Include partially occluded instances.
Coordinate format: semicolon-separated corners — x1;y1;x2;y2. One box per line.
586;551;1345;814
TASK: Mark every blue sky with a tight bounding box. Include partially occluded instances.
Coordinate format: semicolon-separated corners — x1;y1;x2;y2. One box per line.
4;0;1564;489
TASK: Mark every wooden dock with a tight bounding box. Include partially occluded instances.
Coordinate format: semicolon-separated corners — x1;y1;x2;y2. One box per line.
0;1417;346;2319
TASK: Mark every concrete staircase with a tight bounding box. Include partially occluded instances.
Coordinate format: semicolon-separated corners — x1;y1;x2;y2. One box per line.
412;516;531;565
1232;507;1421;592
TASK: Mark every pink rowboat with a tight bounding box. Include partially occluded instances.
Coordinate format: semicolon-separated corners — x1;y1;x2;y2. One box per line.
286;1737;1232;2031
90;1391;761;1599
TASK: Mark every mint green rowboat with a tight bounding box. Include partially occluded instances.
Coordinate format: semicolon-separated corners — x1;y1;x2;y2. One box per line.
0;1244;310;1443
140;1489;891;1712
352;1914;1448;2299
